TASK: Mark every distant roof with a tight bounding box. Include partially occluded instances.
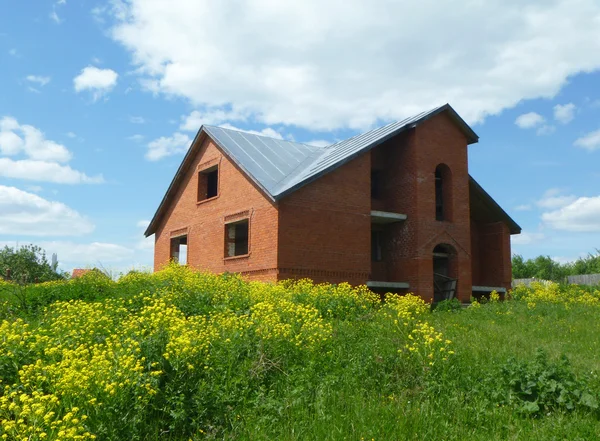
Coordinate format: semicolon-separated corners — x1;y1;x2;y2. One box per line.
71;268;91;279
145;104;479;236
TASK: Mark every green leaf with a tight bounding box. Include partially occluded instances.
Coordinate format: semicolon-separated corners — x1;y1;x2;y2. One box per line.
521;401;540;414
579;392;598;409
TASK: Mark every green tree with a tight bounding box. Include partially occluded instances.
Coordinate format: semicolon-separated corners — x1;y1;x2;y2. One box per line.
512;254;572;282
0;244;66;284
571;250;600;275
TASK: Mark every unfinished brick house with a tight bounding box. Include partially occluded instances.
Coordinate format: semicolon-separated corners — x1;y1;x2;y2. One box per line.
145;104;521;302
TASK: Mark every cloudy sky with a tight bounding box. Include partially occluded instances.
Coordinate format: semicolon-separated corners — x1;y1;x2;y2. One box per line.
2;0;600;273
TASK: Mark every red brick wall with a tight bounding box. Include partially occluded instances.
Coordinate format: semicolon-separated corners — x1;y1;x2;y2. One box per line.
471;221;512;291
277;154;372;285
153;136;279;281
152;112;513;299
372;113;473;302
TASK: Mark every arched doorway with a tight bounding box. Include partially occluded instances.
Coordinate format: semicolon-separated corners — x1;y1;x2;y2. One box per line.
433;244;458;302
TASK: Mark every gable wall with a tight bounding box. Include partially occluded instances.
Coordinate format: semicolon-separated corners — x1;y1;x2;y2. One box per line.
153;136;279;281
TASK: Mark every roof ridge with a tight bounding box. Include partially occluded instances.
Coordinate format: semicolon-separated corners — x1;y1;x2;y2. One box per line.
203;124;330;149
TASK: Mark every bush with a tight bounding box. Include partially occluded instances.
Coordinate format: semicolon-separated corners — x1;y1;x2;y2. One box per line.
495;349;598;415
432;298;462;312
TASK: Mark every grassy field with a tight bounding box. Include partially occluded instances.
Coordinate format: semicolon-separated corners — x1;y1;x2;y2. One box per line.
1;266;600;440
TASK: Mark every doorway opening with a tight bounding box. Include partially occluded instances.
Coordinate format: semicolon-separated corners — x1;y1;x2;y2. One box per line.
433;243;457;302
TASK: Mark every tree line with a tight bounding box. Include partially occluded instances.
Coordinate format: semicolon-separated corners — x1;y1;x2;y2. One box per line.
512;251;600;282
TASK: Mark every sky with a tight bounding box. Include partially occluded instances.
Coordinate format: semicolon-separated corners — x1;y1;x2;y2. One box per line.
1;0;600;274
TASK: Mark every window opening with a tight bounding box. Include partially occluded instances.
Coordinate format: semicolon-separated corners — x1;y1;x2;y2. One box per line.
170;235;188;264
198;166;218;201
225;219;249;257
435;168;444;221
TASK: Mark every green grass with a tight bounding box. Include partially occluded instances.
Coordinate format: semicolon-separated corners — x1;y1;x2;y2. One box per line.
1;270;600;440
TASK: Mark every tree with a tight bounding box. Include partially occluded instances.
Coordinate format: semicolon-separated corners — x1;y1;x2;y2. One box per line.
0;244;66;284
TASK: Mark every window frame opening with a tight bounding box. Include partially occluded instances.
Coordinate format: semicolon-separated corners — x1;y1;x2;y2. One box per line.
224;219;249;258
170;235;188;265
197;165;219;202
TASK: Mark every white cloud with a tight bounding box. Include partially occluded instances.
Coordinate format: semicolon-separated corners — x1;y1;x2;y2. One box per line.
511;231;545;245
0;116;71;162
27;185;43;193
50;0;66;24
128;134;145;142
108;0;600;131
49;10;62;24
306;139;330;147
542;196;600;232
536;125;556;136
514;204;532;211
0;185;94;236
26;75;51;86
135;220;154;252
0;158;104;184
129;116;145;124
40;241;135;265
180;109;248;131
73;66;118;100
574;129;600;151
66;132;77;139
553;103;576;124
8;49;17;56
146;132;191;161
515;112;545;129
536;188;576;209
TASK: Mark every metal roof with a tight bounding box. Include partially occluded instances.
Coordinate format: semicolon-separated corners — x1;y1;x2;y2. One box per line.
272;103;478;198
145;103;481;236
203;126;321;198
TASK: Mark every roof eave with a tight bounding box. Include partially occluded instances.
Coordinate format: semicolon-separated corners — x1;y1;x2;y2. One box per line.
144;127;209;237
469;176;521;235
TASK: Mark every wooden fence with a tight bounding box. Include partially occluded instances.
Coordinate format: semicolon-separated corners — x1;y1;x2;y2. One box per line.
512;278;552;288
512;275;600;287
566;274;600;286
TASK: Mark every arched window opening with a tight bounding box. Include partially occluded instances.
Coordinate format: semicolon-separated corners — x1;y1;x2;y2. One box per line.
434;164;452;221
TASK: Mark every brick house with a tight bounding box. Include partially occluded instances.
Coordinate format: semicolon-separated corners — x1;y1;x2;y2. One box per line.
145;104;520;303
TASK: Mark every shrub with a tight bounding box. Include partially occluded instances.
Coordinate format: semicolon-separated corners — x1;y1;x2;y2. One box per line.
496;349;598;415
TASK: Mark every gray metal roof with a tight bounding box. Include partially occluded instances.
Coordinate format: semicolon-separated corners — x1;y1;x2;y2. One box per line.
203;126;321;197
206;104;478;200
145;103;480;236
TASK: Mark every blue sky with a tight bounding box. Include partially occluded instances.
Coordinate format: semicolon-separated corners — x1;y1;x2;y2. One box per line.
2;0;600;273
